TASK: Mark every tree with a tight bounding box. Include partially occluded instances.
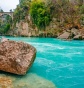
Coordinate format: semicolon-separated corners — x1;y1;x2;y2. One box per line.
13;0;30;24
30;0;51;29
50;0;81;29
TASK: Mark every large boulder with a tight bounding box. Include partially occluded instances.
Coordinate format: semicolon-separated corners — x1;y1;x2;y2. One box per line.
57;32;70;39
0;38;36;75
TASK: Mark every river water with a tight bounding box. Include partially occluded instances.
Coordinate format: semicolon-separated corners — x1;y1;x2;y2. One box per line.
0;36;84;88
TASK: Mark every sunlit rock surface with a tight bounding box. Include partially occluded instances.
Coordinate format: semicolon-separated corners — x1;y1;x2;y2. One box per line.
0;39;36;75
0;76;13;88
0;73;56;88
57;32;70;39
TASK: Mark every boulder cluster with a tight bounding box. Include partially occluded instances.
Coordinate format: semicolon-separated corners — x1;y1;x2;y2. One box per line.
57;28;84;40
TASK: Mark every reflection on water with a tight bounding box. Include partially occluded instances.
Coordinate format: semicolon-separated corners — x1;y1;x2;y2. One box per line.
0;73;56;88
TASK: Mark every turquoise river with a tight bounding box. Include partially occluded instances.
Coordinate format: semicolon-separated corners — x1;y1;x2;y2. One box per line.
0;36;84;88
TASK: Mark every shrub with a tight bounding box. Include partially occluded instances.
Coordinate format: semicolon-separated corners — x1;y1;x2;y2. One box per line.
30;0;51;29
14;0;30;23
80;5;84;14
4;24;10;33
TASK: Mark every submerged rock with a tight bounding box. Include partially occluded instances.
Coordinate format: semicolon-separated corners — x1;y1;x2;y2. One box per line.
0;39;36;75
0;76;13;88
0;73;56;88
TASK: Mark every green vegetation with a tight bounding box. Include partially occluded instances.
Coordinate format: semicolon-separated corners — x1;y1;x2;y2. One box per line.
13;0;30;23
30;0;51;29
0;15;11;34
14;0;84;29
80;5;84;14
50;0;82;28
0;0;84;36
0;23;10;34
20;0;31;5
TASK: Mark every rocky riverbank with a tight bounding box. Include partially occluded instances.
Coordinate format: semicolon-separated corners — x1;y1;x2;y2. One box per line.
57;27;84;40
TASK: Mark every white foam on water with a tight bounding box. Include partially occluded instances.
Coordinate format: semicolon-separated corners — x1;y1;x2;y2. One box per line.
56;64;73;69
35;57;56;67
26;42;65;50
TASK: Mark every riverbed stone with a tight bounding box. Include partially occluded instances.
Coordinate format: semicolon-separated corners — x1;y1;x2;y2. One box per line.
0;73;56;88
0;39;36;75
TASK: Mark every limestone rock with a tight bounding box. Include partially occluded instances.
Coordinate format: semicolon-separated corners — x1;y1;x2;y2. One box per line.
82;36;84;39
57;32;70;39
73;35;82;40
0;39;36;75
71;28;79;36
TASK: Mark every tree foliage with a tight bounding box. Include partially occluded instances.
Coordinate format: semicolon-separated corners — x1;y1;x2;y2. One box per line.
0;14;12;34
13;0;84;31
49;0;83;29
13;0;30;23
80;5;84;14
30;0;51;29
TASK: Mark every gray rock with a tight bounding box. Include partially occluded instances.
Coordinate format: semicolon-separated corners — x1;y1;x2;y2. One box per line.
82;36;84;39
57;32;70;39
0;39;36;75
71;28;79;36
73;35;82;40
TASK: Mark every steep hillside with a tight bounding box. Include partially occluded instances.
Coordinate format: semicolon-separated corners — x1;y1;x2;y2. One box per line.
12;0;84;39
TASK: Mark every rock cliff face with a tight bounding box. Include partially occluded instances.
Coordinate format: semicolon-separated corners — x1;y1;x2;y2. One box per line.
0;39;36;75
14;21;38;37
14;18;61;37
13;15;84;40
